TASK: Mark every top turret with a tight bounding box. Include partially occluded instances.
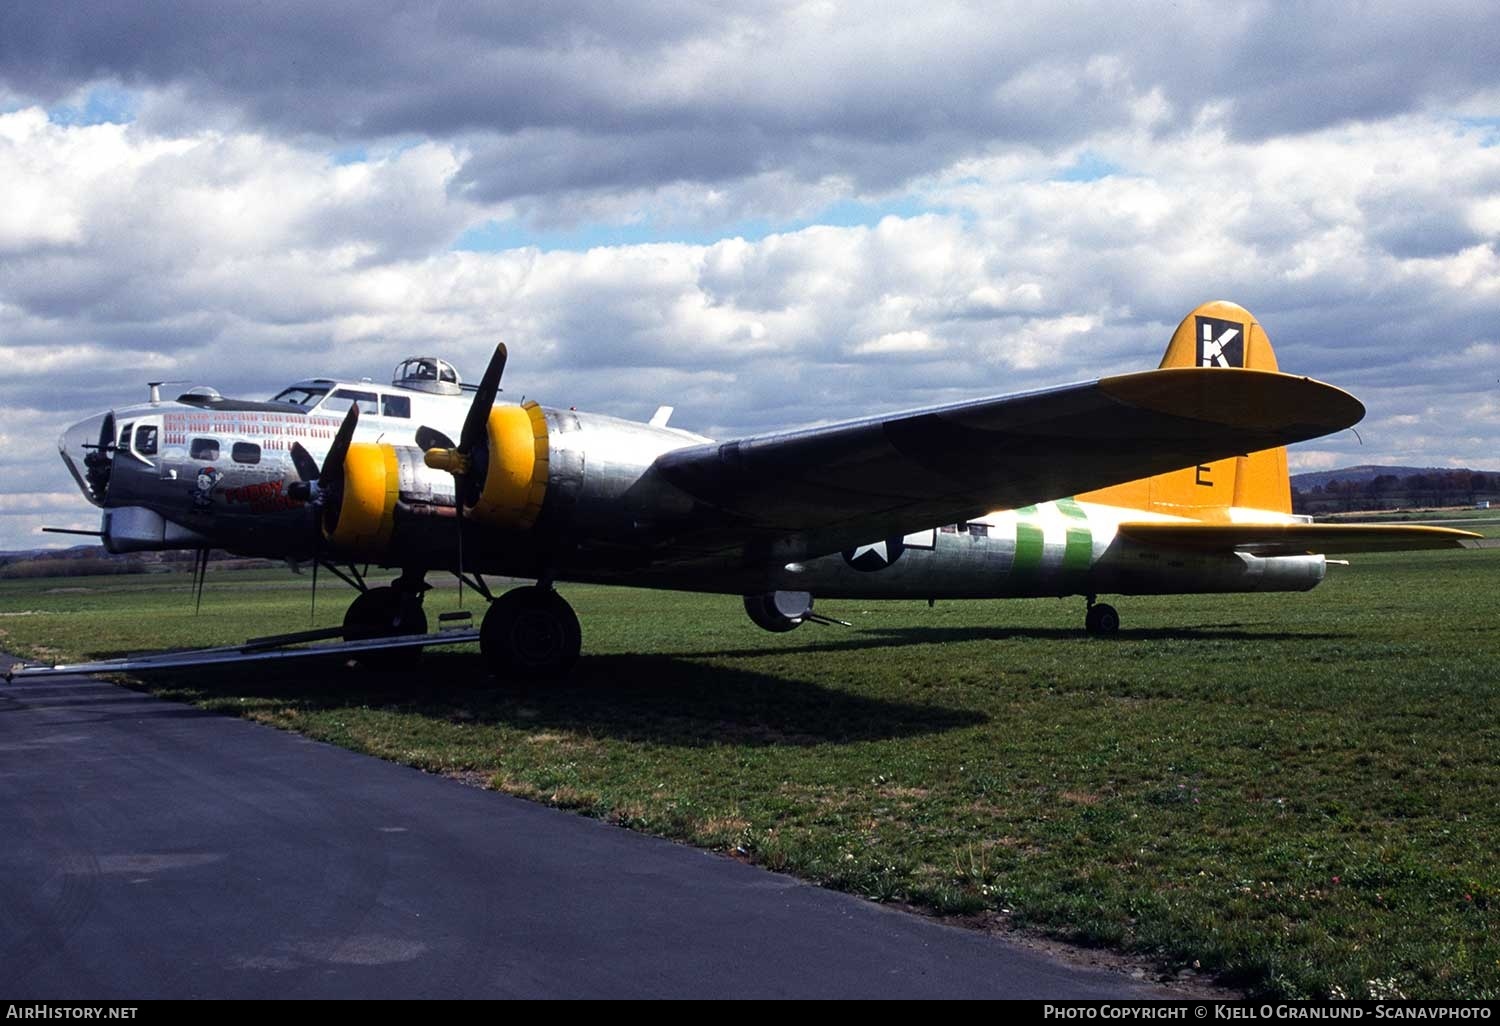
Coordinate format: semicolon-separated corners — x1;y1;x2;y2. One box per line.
393;357;462;395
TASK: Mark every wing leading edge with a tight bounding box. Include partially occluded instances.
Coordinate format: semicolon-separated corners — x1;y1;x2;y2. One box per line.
650;367;1366;565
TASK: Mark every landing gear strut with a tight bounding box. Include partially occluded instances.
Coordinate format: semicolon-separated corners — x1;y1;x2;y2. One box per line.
1084;595;1120;637
480;585;581;679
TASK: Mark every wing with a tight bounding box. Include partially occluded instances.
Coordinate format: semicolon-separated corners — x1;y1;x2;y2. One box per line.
1116;522;1482;556
648;367;1365;566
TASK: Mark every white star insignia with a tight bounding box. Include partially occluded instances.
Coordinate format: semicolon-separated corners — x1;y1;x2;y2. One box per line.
850;541;890;563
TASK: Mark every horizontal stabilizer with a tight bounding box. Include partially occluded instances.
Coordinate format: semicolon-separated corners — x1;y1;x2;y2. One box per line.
1116;522;1482;556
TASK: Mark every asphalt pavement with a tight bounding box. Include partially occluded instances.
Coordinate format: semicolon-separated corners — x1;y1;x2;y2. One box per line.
0;663;1180;999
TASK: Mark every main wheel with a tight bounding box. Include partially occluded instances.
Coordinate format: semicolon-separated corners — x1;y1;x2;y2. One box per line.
1085;602;1120;637
481;586;582;679
343;585;428;668
343;585;429;638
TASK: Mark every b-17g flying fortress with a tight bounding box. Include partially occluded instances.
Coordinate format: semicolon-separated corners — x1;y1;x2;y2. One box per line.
26;300;1477;679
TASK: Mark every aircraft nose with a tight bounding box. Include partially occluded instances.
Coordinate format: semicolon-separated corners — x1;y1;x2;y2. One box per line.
59;410;115;507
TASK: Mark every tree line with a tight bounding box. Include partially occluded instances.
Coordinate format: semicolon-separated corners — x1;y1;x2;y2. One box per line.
1292;470;1498;514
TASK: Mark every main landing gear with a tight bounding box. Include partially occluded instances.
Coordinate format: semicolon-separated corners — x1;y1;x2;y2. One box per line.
342;586;429;640
479;585;582;679
328;563;582;679
1084;594;1120;637
340;568;431;668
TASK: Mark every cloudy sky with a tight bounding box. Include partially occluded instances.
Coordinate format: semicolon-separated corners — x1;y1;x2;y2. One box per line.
3;1;1498;548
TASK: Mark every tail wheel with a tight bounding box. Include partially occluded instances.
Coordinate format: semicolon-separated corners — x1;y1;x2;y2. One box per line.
481;586;581;679
1085;602;1120;637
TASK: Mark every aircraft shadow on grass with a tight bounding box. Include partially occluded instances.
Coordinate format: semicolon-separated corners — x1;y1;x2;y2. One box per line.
62;618;1352;745
670;622;1350;660
124;651;989;748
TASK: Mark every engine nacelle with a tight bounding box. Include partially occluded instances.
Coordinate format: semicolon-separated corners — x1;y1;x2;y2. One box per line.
467;401;548;529
744;590;815;632
324;441;401;557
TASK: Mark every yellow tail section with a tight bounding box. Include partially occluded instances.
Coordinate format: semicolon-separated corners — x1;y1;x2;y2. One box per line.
1079;300;1292;520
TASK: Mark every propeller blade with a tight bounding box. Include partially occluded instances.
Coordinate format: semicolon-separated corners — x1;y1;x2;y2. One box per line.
320;404;360;493
317;404;360;534
290;441;321;482
459;342;507;455
415;425;456;452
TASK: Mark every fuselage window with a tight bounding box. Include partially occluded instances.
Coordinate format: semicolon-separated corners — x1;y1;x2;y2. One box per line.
967;523;989;538
190;437;220;461
323;388;379;416
231;442;261;465
939;524;959;534
382;394;411;418
271;386;329;406
135;425;158;456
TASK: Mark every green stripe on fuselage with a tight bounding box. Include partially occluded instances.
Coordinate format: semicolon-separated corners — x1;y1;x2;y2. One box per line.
1012;505;1045;581
1057;497;1094;583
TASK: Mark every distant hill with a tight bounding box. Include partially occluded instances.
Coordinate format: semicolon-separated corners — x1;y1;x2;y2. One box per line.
0;543;103;563
1289;465;1465;490
0;545;281;578
1291;465;1500;514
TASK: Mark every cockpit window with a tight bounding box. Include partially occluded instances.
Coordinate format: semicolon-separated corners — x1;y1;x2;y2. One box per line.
271;386;329;406
323;388;380;416
190;438;220;461
231;442;261;465
118;422;134;452
381;394;411;418
135;425;158;456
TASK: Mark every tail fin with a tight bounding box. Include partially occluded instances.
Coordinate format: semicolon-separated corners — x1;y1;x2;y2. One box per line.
1079;300;1292;519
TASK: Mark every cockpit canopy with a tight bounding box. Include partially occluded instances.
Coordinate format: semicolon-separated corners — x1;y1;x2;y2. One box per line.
393;356;462;395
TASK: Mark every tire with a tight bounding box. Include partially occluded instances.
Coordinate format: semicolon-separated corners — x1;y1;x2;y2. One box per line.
342;585;428;669
481;587;582;679
1085;602;1120;637
343;585;429;638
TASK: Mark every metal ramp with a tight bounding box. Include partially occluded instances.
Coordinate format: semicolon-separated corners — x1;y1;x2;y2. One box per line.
5;623;481;682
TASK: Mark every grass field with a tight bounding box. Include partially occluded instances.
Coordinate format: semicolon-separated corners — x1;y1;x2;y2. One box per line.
2;543;1497;999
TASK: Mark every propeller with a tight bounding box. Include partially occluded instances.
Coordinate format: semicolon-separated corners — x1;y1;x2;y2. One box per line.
284;405;360;623
286;404;360;526
423;342;508;603
317;403;362;537
288;441;321;490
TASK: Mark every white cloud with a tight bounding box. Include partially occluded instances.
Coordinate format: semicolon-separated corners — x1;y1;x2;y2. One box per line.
851;330;946;357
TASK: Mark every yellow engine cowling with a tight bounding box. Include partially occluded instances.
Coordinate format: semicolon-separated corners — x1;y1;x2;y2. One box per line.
467;401;548;529
325;441;400;557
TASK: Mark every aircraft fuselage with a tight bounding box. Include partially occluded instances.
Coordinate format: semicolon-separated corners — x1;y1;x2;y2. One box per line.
60;390;1322;603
